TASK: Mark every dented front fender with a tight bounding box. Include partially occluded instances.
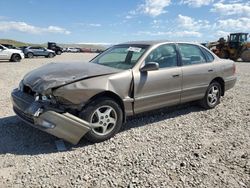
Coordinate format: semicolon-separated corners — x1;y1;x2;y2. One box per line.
53;70;134;114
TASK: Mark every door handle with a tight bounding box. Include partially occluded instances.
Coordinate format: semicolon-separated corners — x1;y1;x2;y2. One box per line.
208;69;214;72
172;74;180;78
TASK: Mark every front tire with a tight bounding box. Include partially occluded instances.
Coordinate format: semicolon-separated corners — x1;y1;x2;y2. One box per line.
200;82;221;109
56;51;62;55
80;98;123;143
10;54;21;62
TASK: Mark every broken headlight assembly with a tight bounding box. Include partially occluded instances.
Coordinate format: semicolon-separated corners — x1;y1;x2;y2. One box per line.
35;94;57;104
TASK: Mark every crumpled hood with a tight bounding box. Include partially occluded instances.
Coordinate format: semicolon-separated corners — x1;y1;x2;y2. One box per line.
23;62;121;94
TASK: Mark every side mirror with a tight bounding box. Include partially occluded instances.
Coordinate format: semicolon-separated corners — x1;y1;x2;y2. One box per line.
140;62;159;72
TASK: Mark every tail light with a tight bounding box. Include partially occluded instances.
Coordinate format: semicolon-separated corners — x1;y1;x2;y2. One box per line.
233;63;236;75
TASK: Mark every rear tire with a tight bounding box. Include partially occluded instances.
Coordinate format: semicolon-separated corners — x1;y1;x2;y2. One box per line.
56;51;62;55
79;98;123;143
200;82;221;109
27;52;33;58
10;54;21;62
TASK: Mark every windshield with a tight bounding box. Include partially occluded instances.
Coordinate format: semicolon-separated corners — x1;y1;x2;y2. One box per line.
90;45;148;70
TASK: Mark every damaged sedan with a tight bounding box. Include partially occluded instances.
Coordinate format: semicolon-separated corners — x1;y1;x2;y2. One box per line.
11;41;237;144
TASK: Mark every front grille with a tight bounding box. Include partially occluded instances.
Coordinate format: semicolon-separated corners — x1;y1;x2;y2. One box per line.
14;107;34;124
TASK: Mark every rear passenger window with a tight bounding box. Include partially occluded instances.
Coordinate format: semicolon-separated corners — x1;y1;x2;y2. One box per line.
178;44;206;65
201;47;215;62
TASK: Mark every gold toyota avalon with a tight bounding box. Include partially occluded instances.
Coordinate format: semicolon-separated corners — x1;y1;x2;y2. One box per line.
11;41;237;144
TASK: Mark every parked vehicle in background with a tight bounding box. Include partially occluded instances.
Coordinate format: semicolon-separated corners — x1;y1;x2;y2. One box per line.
62;48;67;52
47;42;63;55
11;41;237;144
95;49;105;53
20;46;28;52
23;46;56;58
66;47;80;53
80;48;104;53
1;44;19;49
0;44;24;62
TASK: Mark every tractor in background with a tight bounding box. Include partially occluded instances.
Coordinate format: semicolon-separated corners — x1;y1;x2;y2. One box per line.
207;33;250;62
48;42;63;55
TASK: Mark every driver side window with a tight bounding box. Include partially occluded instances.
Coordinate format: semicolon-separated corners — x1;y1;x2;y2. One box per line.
145;44;177;68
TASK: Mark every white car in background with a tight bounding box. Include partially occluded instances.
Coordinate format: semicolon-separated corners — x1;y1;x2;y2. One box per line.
66;47;80;53
0;44;24;62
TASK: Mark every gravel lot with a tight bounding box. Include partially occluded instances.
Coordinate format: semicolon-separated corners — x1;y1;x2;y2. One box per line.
0;53;249;188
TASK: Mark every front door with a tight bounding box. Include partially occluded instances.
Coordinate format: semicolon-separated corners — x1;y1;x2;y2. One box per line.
133;44;182;114
0;46;9;60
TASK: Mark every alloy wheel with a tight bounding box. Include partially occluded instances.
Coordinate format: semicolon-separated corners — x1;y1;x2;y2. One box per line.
90;105;117;136
207;85;219;106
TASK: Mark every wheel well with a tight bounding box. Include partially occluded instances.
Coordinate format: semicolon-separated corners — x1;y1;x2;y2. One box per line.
26;52;33;57
85;91;126;122
211;77;225;96
11;53;20;58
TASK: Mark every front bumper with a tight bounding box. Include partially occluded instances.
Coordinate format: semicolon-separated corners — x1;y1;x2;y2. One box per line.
20;53;25;59
11;89;91;145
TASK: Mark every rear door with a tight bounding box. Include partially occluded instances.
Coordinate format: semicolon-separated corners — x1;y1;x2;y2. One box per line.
29;47;38;56
133;44;182;114
177;43;216;103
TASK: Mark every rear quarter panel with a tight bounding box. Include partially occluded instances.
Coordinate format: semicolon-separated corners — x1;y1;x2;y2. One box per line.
217;59;237;91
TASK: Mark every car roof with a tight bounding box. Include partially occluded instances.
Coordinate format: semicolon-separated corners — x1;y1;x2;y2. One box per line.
120;40;169;46
1;44;12;46
28;46;43;48
118;40;203;47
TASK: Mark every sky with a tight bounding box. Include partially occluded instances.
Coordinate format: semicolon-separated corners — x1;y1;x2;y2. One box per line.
0;0;249;44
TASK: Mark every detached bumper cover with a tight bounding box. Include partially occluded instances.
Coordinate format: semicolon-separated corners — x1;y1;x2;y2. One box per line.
11;89;91;145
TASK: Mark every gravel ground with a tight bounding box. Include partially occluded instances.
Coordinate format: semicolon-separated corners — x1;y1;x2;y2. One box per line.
0;54;249;188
